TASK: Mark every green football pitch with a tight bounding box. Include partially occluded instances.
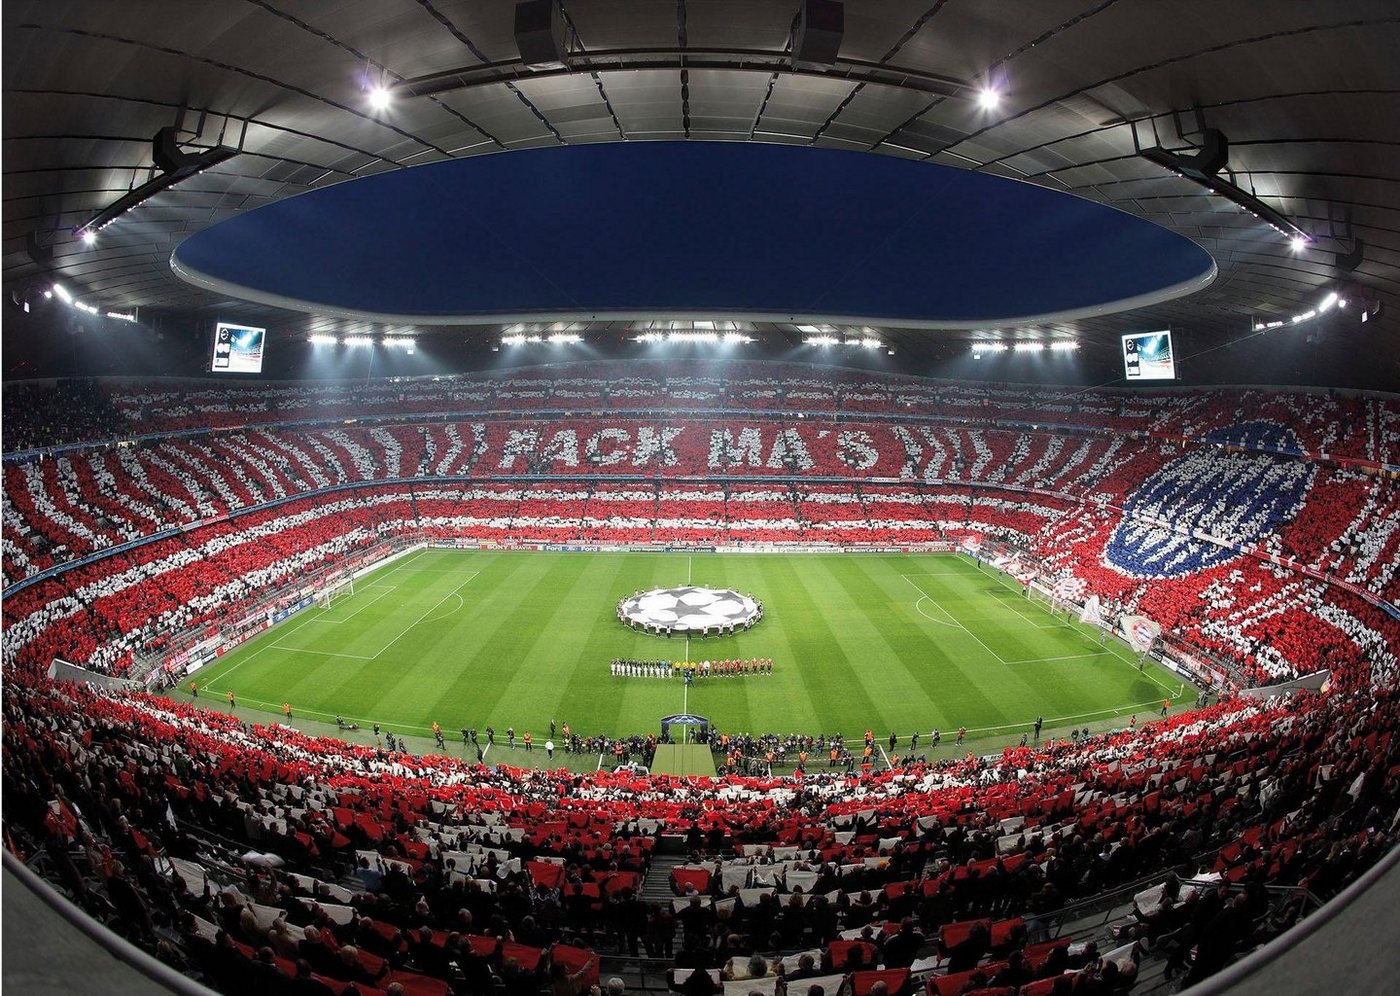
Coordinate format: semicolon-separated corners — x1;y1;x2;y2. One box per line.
192;548;1181;743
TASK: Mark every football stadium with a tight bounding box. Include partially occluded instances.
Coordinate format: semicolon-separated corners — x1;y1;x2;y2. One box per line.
2;4;1398;996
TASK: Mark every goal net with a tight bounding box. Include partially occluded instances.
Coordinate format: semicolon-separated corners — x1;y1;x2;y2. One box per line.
316;578;354;609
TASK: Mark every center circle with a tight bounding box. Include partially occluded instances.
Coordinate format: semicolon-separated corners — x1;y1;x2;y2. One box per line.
618;585;763;636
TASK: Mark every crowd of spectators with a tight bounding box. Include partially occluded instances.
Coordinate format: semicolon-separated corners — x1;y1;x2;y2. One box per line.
4;364;1395;465
4;651;1398;995
5;464;1395;694
4;365;1399;992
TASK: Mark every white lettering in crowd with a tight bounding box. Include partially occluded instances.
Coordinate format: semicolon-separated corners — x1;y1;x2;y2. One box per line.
497;429;539;469
586;428;630;465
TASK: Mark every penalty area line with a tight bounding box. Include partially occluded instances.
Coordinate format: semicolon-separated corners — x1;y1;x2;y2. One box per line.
305;586;394;624
956;697;1175;738
367;571;479;660
901;574;1011;665
1004;650;1114;664
202;610;322;689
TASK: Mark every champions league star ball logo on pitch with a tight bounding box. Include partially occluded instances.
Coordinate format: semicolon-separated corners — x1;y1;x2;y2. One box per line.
618;586;762;634
1103;421;1313;578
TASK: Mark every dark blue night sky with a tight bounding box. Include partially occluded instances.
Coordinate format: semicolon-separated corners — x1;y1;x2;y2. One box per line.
173;142;1213;322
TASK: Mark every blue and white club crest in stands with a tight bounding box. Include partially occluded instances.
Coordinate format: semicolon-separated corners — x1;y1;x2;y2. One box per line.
618;586;762;635
1104;421;1314;579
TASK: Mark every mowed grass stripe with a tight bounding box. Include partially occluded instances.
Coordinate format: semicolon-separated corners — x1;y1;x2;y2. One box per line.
804;557;937;730
758;556;887;732
704;556;819;735
194;550;1185;738
888;562;1023;723
481;553;640;734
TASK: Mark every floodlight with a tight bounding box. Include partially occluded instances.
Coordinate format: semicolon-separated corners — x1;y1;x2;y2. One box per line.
368;85;392;111
977;87;1001;110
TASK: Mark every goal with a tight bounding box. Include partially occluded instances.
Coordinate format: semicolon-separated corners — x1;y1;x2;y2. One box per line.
315;578;354;609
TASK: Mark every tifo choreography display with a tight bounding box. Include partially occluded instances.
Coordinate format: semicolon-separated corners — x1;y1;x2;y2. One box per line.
3;361;1399;996
616;584;764;636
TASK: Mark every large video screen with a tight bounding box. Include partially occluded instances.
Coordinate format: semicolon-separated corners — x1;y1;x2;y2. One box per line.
211;323;266;374
1122;330;1175;381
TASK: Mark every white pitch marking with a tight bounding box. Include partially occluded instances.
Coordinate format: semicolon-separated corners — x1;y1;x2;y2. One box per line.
305;586;393;623
380;568;484;575
955;697;1175;737
270;645;377;660
274;571;478;663
417;591;465;624
375;547;429;578
912;595;961;628
368;571;479;659
203;610;322;686
901;574;1011;665
1002;650;1114;664
985;587;1066;630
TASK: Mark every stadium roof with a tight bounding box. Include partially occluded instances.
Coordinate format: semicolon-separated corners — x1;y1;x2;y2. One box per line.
4;1;1398;387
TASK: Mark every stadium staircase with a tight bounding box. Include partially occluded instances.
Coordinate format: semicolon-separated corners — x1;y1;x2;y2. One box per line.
639;851;688;907
787;481;806;535
579;485;594;538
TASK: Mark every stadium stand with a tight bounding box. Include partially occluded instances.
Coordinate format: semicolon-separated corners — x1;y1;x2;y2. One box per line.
4;363;1399;995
